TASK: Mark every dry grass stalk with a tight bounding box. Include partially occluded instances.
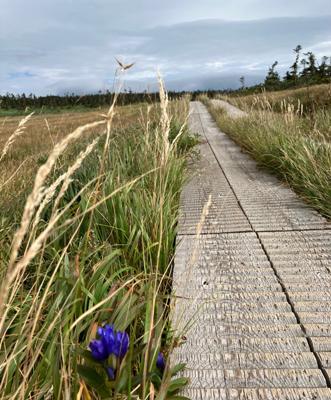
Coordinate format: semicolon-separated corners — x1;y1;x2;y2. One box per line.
0;112;34;162
0;158;30;190
30;137;100;232
52;137;100;213
158;74;171;165
0;119;107;334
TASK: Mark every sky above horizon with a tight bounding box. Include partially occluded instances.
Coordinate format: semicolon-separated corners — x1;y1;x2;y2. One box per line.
1;0;331;94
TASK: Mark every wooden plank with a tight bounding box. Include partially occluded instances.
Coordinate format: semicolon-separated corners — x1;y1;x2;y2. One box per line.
292;302;331;312
173;352;318;369
183;388;331;400
205;292;287;302
178;337;310;353
311;338;331;352
299;312;331;324
187;323;304;338
288;291;331;302
180;368;326;388
305;325;331;337
188;312;298;324
185;388;331;400
317;352;331;368
231;388;331;400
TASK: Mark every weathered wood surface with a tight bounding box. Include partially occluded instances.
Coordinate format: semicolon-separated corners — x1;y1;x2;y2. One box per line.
172;101;331;399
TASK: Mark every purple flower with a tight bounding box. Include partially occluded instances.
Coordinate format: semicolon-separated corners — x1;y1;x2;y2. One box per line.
113;331;129;358
89;339;108;361
106;366;115;380
97;324;116;355
89;324;129;361
156;352;166;371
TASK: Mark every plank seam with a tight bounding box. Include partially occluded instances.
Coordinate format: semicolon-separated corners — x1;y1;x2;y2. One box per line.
178;227;331;237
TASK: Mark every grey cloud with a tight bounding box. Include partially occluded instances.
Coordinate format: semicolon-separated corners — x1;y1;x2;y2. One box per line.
1;1;331;94
134;17;331;60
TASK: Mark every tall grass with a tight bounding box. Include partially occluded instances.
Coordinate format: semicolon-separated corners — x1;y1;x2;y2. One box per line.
0;104;146;217
203;96;331;219
0;82;196;399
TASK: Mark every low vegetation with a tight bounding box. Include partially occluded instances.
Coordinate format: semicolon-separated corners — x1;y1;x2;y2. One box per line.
202;85;331;218
0;82;198;399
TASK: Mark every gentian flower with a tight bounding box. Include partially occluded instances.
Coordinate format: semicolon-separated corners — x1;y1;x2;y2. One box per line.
89;324;129;362
156;352;166;371
89;339;108;361
97;324;116;355
113;331;129;358
106;366;115;380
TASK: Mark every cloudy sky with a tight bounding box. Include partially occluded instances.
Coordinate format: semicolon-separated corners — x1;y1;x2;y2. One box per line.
1;0;331;94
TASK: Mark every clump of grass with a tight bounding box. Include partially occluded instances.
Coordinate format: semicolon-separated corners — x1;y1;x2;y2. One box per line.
0;80;196;399
203;98;331;219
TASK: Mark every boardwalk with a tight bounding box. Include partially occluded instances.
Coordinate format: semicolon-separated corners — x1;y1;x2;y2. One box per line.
172;101;331;399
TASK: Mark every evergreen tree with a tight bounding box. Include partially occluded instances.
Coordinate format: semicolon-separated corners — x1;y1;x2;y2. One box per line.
264;61;281;89
301;52;317;80
239;76;245;89
318;56;330;79
289;45;302;81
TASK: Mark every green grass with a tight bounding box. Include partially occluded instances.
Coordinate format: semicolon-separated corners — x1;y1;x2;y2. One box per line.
0;94;197;399
203;97;331;219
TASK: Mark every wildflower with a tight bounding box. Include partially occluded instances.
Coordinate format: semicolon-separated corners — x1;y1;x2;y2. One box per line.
98;324;116;355
113;331;129;358
156;352;166;371
106;366;116;380
89;324;129;361
89;339;108;361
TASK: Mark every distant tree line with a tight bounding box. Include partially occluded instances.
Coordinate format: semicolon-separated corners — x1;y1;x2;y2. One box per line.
245;45;331;92
0;90;189;111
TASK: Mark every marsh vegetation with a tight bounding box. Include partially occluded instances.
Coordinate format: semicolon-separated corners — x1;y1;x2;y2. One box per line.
0;83;198;399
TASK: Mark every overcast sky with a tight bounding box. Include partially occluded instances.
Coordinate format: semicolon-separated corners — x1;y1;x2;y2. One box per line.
1;0;331;94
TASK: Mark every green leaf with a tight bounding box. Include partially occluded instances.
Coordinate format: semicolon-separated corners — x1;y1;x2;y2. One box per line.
115;364;129;393
77;364;110;398
150;371;162;387
170;363;186;377
167;377;189;394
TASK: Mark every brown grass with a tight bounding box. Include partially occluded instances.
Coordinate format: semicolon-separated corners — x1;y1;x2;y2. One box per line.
224;83;331;113
0;104;145;215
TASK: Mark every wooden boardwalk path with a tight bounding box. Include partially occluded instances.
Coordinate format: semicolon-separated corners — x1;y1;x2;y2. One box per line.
172;101;331;399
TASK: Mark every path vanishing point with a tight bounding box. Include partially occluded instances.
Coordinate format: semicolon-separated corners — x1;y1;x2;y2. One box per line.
172;101;331;400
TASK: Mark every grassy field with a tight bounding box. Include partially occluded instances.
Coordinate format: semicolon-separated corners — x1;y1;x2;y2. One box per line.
0;105;146;217
0;87;197;399
0;105;100;118
223;82;331;114
202;84;331;218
